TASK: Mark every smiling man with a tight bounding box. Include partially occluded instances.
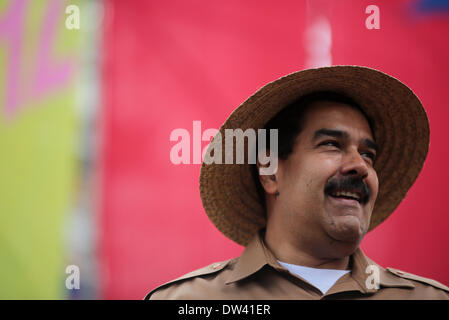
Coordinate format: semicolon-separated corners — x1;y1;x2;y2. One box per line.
260;95;379;272
146;66;449;300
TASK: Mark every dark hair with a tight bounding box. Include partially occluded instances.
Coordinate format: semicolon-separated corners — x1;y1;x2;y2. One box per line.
253;91;371;204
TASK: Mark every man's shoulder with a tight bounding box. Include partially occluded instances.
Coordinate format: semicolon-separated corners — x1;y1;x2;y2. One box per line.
144;258;237;300
384;267;449;296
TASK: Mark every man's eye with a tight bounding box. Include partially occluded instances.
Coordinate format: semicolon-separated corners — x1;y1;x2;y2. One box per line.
361;151;376;162
319;140;340;148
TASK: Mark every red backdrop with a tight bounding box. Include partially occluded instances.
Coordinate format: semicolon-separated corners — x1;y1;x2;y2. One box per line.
100;0;449;299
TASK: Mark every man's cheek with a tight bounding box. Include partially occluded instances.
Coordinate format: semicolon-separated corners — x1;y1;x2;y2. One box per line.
369;180;379;204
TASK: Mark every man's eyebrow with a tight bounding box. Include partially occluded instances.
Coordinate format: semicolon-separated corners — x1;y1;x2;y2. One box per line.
363;138;378;152
313;128;378;152
313;128;349;141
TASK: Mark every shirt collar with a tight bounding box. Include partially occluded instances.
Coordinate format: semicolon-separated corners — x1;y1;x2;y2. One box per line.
225;230;415;293
350;245;415;292
225;230;282;284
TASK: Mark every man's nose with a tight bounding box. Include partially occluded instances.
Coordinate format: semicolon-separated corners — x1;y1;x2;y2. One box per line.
340;148;369;179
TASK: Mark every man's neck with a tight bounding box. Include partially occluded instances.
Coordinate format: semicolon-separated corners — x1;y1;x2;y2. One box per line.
264;228;351;270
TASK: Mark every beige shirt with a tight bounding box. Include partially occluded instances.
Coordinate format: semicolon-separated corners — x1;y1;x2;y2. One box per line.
146;231;449;300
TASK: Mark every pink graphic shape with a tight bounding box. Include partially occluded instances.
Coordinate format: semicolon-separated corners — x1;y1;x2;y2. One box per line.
32;0;73;99
0;0;27;116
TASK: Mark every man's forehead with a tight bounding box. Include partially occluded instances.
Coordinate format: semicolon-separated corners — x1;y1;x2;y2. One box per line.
301;100;375;140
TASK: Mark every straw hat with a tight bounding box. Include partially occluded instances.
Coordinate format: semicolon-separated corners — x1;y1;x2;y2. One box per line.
199;65;430;246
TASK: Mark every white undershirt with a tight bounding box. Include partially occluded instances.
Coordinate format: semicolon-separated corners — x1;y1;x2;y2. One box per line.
278;261;351;295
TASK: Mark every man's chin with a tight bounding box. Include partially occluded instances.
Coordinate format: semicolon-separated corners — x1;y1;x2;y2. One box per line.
326;216;366;244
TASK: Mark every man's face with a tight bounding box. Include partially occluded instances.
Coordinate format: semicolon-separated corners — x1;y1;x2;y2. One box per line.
275;101;379;247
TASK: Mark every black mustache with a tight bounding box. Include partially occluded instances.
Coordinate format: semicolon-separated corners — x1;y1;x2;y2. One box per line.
324;176;370;204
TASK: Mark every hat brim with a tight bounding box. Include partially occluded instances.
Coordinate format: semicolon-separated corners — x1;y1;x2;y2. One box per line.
199;65;430;246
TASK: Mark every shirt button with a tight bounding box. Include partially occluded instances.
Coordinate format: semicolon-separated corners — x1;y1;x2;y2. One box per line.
212;263;221;269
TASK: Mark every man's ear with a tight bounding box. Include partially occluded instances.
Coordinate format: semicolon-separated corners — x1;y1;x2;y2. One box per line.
256;155;279;195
